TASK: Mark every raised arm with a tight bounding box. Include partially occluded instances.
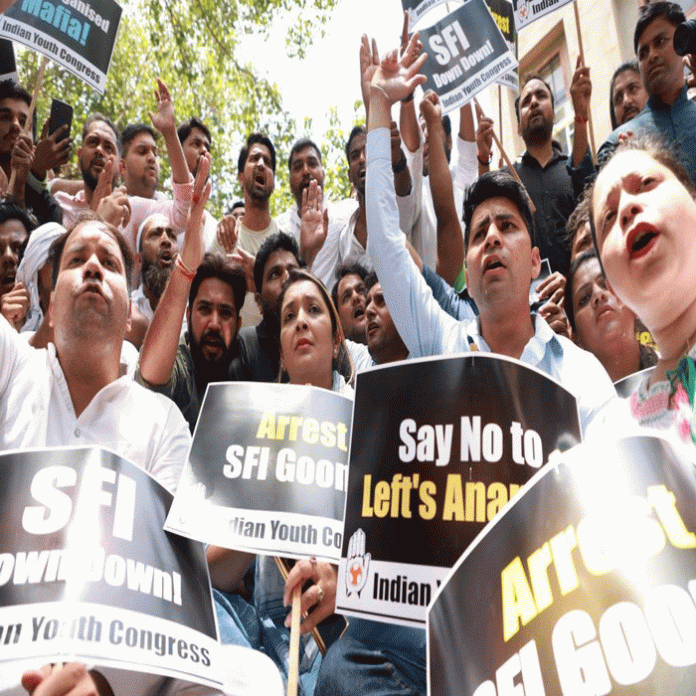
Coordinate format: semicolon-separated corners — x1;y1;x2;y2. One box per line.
149;79;190;185
138;154;211;386
366;38;465;358
397;13;421;153
420;91;463;285
570;56;592;168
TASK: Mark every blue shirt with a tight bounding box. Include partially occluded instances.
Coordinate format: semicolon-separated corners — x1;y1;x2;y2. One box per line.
598;86;696;185
365;128;617;436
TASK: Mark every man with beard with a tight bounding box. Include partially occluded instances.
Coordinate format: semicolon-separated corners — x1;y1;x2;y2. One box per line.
477;66;594;278
53;113;123;228
138;154;246;431
276;138;356;288
54;82;195;254
228;231;302;382
131;212;178;320
137;251;246;432
0;202;34;313
331;262;367;345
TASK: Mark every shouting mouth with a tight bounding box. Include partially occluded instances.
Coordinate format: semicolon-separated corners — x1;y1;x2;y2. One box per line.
626;223;659;260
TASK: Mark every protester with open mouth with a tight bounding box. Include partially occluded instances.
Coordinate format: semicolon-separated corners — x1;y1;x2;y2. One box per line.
591;135;696;443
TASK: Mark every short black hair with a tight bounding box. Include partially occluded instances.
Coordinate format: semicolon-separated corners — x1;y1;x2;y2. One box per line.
0;80;31;107
345;125;366;164
82;113;120;148
177;117;211;146
0;200;35;234
120;123;158;157
609;61;641;130
364;270;379;293
288;138;322;171
188;252;246;314
565;249;599;332
253;232;301;294
634;1;685;53
227;200;245;215
237;132;276;174
331;262;368;308
462;170;535;250
514;73;555;123
49;213;133;292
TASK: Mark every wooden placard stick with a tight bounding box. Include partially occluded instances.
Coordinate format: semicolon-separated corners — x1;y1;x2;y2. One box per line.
286;583;302;696
573;0;596;161
7;55;49;204
473;97;537;214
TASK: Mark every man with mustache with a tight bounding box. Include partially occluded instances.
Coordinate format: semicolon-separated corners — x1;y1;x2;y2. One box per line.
131;212;178;321
53;113;123;228
477;64;594;279
276;137;356;288
332;262;368;345
598;2;696;185
53;81;194;255
138;155;247;432
609;61;648;129
119;123;161;199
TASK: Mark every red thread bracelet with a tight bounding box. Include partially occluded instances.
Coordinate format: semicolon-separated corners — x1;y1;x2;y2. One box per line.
175;255;195;281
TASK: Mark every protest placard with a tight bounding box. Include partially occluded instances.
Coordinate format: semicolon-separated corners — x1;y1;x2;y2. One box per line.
0;447;222;690
485;0;518;92
418;0;517;113
403;0;451;30
428;434;696;695
0;0;121;92
335;354;581;627
0;39;17;82
512;0;573;33
165;382;353;563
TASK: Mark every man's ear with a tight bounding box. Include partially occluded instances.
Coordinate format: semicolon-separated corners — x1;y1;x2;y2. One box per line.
531;246;541;280
135;252;142;270
119;158;126;177
236;314;242;336
255;291;262;313
186;305;191;329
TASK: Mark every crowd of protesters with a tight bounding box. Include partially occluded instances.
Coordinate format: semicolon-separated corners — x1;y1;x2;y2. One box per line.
1;1;696;693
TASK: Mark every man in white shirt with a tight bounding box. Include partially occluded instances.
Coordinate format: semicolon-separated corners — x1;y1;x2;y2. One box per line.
275;137;356;288
0;213;190;494
131;212;179;322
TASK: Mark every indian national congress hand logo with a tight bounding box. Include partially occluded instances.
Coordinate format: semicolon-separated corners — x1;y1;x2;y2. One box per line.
345;528;371;598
